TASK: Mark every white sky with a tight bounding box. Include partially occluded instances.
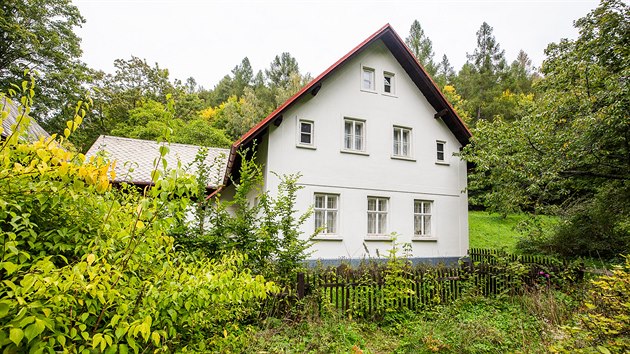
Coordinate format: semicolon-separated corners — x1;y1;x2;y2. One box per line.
74;0;600;89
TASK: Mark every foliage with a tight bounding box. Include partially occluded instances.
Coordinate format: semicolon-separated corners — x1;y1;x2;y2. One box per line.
462;0;629;259
178;148;313;285
74;57;212;151
0;0;93;134
456;22;508;124
109;99;231;147
405;20;437;76
246;291;579;353
516;183;629;259
265;52;300;91
435;54;456;86
552;256;630;353
0;82;275;352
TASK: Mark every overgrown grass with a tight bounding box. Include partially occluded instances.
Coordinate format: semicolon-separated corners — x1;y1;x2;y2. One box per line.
244;290;579;353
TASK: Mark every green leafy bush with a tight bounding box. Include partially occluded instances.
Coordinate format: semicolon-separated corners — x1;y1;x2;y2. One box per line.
0;84;276;352
552;256;630;353
179;147;313;285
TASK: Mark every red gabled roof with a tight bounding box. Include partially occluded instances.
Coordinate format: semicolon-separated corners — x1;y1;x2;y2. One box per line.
212;23;472;196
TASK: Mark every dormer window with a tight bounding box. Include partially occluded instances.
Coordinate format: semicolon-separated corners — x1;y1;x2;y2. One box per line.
361;66;375;91
384;72;395;94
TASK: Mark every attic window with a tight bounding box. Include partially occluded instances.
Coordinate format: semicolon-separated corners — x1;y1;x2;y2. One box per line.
298;120;314;146
362;66;375;91
436;140;446;162
384;72;395;94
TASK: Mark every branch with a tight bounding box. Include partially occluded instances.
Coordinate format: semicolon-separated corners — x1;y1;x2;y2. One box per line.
559;169;629;180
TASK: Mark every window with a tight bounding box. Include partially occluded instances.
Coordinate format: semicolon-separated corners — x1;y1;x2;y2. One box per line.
314;194;338;234
414;200;432;237
298;120;314;145
436;141;446;162
384;72;395;94
367;197;388;235
362;67;375;91
393;127;411;157
344;119;365;151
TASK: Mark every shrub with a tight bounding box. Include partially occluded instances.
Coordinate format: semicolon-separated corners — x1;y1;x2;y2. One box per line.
0;83;276;352
180;147;313;286
551;255;630;353
517;183;630;260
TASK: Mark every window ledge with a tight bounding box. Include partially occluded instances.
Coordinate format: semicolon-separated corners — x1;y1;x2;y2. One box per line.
296;144;316;150
382;93;398;98
340;149;369;156
391;155;416;162
412;237;438;242
364;236;393;241
435;161;450;166
312;235;343;241
360;88;378;94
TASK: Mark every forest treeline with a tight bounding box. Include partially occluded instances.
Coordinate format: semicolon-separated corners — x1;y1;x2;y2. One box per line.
1;0;628;258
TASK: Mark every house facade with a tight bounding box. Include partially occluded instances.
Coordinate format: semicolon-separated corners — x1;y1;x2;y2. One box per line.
220;24;472;263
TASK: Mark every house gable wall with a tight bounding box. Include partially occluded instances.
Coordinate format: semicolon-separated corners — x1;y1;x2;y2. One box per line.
261;40;468;260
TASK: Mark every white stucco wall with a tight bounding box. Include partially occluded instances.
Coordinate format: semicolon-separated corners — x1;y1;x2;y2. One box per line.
259;40;468;261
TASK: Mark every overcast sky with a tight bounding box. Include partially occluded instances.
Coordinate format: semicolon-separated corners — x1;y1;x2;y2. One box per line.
73;0;600;89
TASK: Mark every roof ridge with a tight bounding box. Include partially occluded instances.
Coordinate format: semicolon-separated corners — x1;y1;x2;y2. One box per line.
99;134;230;152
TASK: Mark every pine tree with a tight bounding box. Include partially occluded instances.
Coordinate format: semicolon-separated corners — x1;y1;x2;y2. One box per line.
435;54;455;86
405;20;437;76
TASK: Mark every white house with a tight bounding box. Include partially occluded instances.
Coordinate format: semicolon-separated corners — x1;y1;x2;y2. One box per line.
218;24;472;263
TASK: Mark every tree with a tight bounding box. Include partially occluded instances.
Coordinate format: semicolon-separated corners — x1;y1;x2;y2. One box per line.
265;52;300;90
505;50;538;94
231;57;254;97
462;0;630;258
435;54;455;86
74;57;212;151
456;22;509;124
0;0;93;135
468;22;507;74
405;20;437;76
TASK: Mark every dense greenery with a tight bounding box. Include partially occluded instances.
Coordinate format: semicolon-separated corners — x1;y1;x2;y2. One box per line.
1;0;628;352
0;86;286;351
462;0;629;259
175;148;313;285
0;0;93;134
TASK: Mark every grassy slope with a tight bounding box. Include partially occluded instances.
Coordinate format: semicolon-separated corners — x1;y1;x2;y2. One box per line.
468;211;529;252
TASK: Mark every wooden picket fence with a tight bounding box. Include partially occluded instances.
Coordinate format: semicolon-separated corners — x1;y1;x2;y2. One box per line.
294;248;581;318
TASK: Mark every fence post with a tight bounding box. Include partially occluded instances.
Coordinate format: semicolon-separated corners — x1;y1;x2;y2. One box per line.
297;272;305;300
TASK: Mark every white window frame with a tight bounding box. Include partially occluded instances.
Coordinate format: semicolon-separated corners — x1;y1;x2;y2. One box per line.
297;119;314;147
314;193;339;235
383;71;395;95
393;126;412;157
436;140;446;163
343;118;366;152
367;197;388;236
414;200;433;237
361;66;376;92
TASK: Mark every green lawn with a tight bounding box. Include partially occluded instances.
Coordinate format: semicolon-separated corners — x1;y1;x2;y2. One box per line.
469;211;530;252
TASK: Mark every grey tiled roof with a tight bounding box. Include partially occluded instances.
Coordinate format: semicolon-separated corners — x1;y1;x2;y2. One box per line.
85;135;229;188
1;96;51;141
